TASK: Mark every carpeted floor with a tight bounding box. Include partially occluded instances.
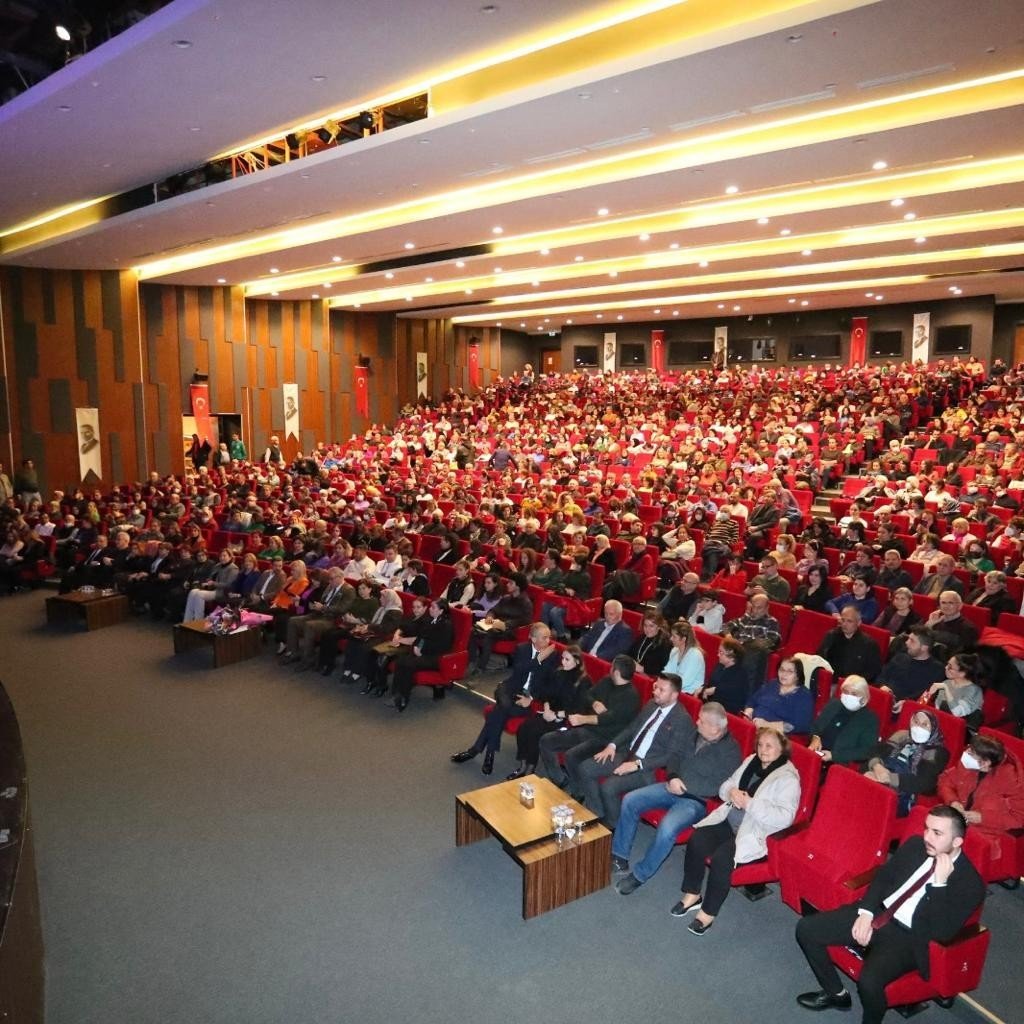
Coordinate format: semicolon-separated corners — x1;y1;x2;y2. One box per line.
2;589;1020;1024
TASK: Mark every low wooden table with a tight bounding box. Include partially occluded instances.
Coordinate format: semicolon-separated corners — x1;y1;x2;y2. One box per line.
455;775;611;919
172;621;263;669
45;591;130;631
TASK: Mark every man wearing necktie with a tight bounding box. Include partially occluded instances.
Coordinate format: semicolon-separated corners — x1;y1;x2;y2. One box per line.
795;805;984;1023
575;673;693;825
283;568;353;670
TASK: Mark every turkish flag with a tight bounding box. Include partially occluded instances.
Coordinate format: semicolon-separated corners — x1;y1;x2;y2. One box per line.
849;317;868;368
468;343;480;388
651;330;665;374
354;366;369;417
190;383;212;441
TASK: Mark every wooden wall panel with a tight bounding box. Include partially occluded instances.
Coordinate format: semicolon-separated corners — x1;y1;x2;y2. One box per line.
395;319;501;406
0;266;143;495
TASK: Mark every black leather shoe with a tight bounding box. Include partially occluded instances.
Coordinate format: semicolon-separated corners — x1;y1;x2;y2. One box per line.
796;990;852;1012
432;687;446;701
359;679;374;695
481;751;495;775
370;685;388;698
450;749;479;764
394;696;409;712
505;764;528;780
687;916;714;936
611;855;630;874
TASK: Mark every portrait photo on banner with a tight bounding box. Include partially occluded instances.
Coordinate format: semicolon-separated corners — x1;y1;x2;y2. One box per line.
75;407;103;484
282;382;300;441
912;312;931;364
416;352;428;398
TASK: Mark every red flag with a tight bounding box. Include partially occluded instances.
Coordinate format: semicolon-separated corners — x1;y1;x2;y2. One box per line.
849;316;868;368
354;366;369;417
468;343;480;388
651;329;665;374
190;383;212;441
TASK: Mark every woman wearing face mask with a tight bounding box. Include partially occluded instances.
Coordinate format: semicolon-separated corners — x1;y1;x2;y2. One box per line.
937;733;1024;865
922;653;984;729
807;676;879;766
773;534;797;571
864;709;949;816
960;540;995;576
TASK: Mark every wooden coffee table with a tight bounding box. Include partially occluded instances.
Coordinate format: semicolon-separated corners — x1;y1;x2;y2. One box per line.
172;621;263;669
45;591;130;631
455;775;611;919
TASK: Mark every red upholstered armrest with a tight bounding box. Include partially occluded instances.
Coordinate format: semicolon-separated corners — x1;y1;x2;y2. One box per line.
928;925;990;997
843;865;880;892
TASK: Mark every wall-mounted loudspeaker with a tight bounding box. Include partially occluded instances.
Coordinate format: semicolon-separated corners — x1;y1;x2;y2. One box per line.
358;356;372;369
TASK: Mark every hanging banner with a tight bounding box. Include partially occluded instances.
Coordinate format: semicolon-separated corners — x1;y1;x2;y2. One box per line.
76;407;103;484
849;316;868;367
912;312;931;365
282;382;300;441
650;329;665;374
468;342;480;388
416;353;428;399
603;332;617;372
190;383;212;443
354;366;369;417
713;325;728;370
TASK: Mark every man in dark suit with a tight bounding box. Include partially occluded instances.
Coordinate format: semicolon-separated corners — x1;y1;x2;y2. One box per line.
575;673;693;825
795;805;984;1024
579;599;635;661
283;567;354;669
245;556;286;611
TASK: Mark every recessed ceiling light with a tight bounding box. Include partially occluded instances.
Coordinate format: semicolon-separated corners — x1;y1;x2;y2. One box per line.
57;104;71;112
385;272;394;279
531;281;540;287
616;315;624;320
539;248;550;256
577;91;592;100
480;4;499;13
353;303;360;308
270;291;279;297
424;277;433;283
779;228;791;236
717;304;725;309
172;39;192;49
787;33;802;42
875;295;884;301
493;267;503;273
332;255;342;262
55;24;71;41
405;296;413;302
520;322;526;328
608;271;618;278
865;292;874;297
217;278;226;284
672;310;679;316
270;267;279;274
492;226;503;235
465;289;473;295
948;286;959;292
890;198;904;207
638;233;650;241
653;308;661;314
915;237;927;244
574;255;584;262
800;300;809;306
733;305;741;312
669;242;680;249
544;318;550;323
597;207;609;216
455;260;465;268
323;283;332;289
801;249;813;256
188;125;201;132
496;322;502;327
725;185;739;194
417;138;431;145
757;217;770;225
311;75;327;82
872;160;888;170
312;294;320;299
788;298;797;303
903;212;916;220
566;319;573;325
404;242;415;250
596;313;603;319
698;260;709;268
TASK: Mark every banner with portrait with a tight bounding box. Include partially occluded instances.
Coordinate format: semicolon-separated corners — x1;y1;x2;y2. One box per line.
282;382;300;441
603;332;617;373
416;353;428;398
76;407;102;484
713;325;728;370
912;312;931;365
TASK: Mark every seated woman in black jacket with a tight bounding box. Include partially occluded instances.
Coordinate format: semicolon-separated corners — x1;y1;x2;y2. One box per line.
333;588;404;682
387;598;455;711
507;645;589;779
628;611;672;677
864;708;949;816
793;564;832;614
367;595;429;697
700;637;749;714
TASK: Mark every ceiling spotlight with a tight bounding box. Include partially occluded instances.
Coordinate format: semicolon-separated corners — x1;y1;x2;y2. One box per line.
669;242;680;249
496;322;503;327
915;237;927;244
465;289;473;295
865;292;874;297
779;228;791;236
544;318;550;323
216;278;226;284
520;322;526;328
492;226;503;235
455;260;465;268
270;267;279;274
405;296;413;302
323;282;332;289
424;277;433;283
903;212;916;220
596;313;603;319
597;207;609;216
353;303;360;308
311;75;327;83
948;286;959;292
539;248;550;256
733;305;741;312
172;39;192;49
638;233;650;241
574;255;584;262
757;217;770;225
616;315;624;320
672;310;679;316
608;271;618;278
270;291;279;297
801;249;813;256
890;198;904;207
332;255;342;262
384;272;394;279
698;260;709;268
872;160;888;170
725;185;739;194
55;24;72;41
404;242;415;250
532;281;540;287
653;308;661;314
566;319;573;324
875;295;884;300
788;298;797;303
717;303;725;309
800;300;809;306
493;267;503;273
312;294;320;299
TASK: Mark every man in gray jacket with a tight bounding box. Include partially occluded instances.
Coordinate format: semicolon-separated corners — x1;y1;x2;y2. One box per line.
575;673;694;827
611;702;742;894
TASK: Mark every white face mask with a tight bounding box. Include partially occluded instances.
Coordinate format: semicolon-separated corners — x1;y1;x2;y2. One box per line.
840;693;862;712
910;725;931;744
960;750;981;771
776;543;787;553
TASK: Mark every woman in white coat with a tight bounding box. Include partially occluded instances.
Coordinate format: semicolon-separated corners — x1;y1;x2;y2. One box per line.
671;727;800;935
